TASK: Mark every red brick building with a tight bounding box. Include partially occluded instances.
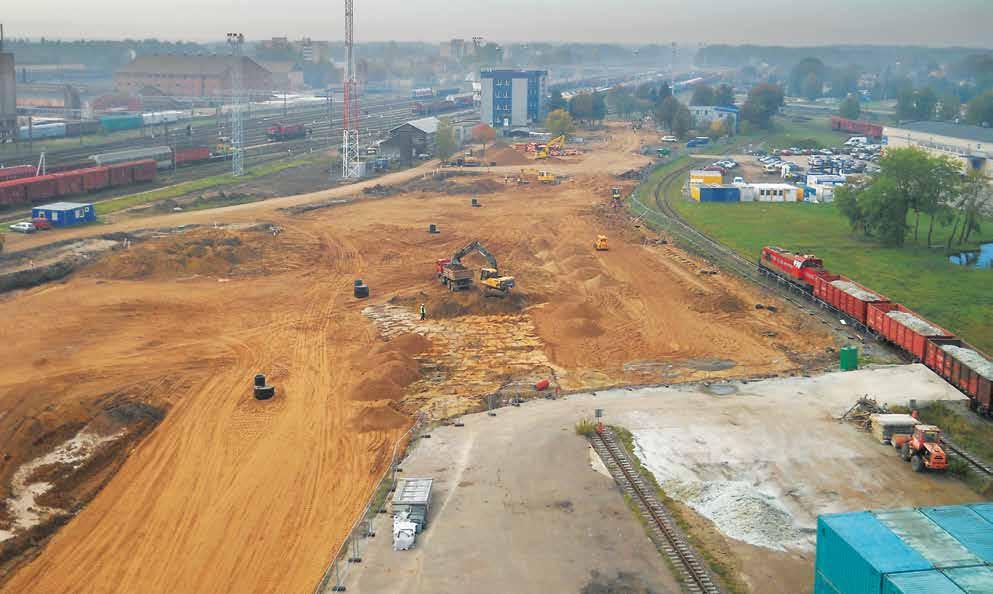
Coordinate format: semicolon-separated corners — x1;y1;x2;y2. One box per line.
115;55;273;97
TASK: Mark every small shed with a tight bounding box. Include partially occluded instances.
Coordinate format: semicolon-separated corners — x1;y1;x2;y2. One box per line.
386;117;440;164
392;477;433;533
31;202;96;227
698;184;740;203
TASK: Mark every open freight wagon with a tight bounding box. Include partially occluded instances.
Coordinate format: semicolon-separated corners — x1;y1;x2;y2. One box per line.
924;338;993;416
814;273;889;326
867;303;953;360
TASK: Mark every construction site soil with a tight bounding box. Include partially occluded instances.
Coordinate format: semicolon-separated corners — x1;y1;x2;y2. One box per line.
0;125;835;593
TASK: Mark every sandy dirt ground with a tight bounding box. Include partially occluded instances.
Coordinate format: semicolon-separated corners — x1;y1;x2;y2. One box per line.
0;124;836;593
337;366;980;594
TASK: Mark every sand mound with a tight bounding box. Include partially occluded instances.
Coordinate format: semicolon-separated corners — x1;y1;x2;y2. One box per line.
85;228;266;280
485;142;530;166
352;404;409;433
430;290;531;319
382;332;432;357
352;337;426;402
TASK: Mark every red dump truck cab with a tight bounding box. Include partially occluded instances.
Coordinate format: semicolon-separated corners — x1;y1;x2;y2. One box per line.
759;246;824;290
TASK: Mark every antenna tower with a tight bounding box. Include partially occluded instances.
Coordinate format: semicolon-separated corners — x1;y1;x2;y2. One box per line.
227;32;245;176
342;0;361;178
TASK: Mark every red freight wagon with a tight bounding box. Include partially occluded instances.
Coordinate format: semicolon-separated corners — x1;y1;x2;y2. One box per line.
174;146;210;166
924;338;993;415
867;302;953;360
108;162;135;186
78;167;110;192
24;175;58;202
0;179;28;205
830;116;884;140
129;159;157;183
53;171;85;197
0;165;37;182
759;246;824;290
814;273;889;324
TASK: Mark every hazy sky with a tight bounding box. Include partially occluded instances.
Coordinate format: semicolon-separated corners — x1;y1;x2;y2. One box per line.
6;0;992;47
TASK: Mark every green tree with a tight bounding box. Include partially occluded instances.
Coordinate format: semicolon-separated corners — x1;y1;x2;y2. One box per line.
834;183;865;234
608;87;636;119
802;73;822;101
829;65;860;98
915;87;938;120
839;94;861;119
690;84;715;106
896;87;917;121
569;93;594;124
740;83;783;129
966;92;993;125
939;93;962;121
545;109;576;139
471;123;496;155
434;119;458;162
714;83;735;107
591;93;608;125
947;171;991;246
548;89;568;112
707;118;727;140
672;105;693;139
654;95;680;131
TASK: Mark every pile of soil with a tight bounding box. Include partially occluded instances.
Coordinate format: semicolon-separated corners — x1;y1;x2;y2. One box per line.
84;228;268;280
351;333;431;402
484;142;530;166
351;404;408;433
426;290;532;319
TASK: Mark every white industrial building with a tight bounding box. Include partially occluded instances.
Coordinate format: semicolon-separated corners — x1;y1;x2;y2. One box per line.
884;122;993;176
688;105;739;133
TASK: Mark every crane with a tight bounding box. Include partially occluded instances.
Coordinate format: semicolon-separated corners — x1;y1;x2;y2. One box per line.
435;240;515;294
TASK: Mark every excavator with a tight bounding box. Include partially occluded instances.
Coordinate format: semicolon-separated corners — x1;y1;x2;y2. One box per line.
436;240;515;295
535;135;566;159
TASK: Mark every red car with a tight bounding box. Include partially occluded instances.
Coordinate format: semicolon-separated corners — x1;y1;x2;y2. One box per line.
31;218;53;230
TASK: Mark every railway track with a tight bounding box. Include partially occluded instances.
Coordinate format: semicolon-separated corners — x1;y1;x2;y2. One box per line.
943;439;993;478
590;428;723;594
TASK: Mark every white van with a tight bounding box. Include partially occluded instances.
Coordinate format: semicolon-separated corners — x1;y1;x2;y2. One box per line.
844;136;868;146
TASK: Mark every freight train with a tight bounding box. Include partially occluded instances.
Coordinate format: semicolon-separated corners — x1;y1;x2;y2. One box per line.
89;145;213;170
759;246;992;415
0;160;157;207
830;116;884;141
265;123;311;141
412;93;474;116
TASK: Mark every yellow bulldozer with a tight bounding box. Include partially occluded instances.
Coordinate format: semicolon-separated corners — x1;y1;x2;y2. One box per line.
537;170;558;184
594;235;609;251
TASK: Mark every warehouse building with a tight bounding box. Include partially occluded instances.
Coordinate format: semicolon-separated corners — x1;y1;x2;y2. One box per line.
115;55;273;97
480;69;547;128
688;105;739;133
884;122;993;175
378;116;440;164
814;504;993;594
31;202;96;227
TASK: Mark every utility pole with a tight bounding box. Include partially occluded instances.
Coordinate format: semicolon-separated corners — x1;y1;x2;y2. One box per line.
341;0;361;178
671;42;677;92
227;32;245;176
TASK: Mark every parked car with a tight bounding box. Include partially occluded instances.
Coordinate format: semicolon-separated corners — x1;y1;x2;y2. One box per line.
31;218;53;230
9;221;36;233
661;135;678;143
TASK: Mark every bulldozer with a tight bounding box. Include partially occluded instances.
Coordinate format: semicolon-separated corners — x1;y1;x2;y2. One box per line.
437;240;515;295
537;170;558;184
895;425;948;473
593;235;609;251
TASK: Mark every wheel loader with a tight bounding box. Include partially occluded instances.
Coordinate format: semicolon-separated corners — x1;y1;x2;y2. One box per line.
895;425;948;473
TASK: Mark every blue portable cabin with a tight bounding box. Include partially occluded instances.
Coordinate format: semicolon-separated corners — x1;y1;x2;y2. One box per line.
920;505;993;564
882;570;965;594
31;202;97;227
698;184;740;203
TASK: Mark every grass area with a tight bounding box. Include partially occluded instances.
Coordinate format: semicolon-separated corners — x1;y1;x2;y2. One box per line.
93;154;326;216
752;115;850;150
671;197;993;354
610;426;749;594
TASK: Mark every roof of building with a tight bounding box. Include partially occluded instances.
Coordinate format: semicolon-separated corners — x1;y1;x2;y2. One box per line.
889;121;993;145
35;201;92;211
117;55;268;76
392;477;432;506
257;61;299;74
481;68;548;78
689;105;740;113
392;116;440;135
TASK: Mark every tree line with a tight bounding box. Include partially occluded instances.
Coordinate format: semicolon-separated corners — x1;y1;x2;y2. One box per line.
835;147;991;248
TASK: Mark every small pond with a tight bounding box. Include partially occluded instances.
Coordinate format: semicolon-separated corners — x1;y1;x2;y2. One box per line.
948;243;993;269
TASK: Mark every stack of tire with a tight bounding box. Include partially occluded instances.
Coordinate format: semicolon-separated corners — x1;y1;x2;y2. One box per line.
354;279;369;299
253;374;275;400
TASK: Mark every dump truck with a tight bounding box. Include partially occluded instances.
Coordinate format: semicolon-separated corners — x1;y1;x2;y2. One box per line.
437;241;514;295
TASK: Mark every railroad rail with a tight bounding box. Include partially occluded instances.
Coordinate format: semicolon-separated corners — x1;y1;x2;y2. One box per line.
590;427;723;594
943;439;993;478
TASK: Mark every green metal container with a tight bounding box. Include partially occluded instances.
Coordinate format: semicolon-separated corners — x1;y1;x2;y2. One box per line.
840;346;859;371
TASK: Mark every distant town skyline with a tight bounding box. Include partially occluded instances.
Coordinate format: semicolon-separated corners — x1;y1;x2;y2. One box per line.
3;0;991;48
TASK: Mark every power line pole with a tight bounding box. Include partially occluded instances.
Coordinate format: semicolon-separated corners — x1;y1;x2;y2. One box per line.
227;32;245;177
341;0;361;178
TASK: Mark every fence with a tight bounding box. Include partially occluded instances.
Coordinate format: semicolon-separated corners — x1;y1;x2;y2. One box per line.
312;412;426;593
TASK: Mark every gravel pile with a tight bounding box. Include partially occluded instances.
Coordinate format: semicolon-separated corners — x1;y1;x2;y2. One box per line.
888;311;945;336
831;279;882;302
941;345;993;380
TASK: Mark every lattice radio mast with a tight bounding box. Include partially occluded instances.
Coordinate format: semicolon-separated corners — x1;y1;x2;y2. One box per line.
227;32;245;177
341;0;361;178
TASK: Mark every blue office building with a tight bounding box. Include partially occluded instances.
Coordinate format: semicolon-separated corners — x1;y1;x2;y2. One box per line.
480;69;547;128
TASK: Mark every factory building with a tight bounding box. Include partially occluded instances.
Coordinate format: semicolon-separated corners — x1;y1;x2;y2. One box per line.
114;55;273;97
378;116;440;164
480;69;547;128
688;105;739;133
884;122;993;176
0;42;16;143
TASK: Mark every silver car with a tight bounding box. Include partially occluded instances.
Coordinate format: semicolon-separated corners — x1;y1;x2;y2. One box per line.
9;221;36;233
